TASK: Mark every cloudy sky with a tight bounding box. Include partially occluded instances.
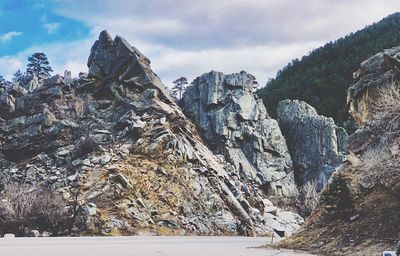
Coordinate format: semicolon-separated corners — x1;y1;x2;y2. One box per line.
1;0;400;86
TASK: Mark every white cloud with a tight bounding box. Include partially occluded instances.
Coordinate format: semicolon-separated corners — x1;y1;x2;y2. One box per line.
43;22;61;34
0;56;24;80
147;40;323;87
40;15;61;34
3;0;400;86
0;31;22;43
55;0;400;47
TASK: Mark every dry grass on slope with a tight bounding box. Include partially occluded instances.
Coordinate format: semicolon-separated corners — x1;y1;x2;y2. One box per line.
279;82;400;255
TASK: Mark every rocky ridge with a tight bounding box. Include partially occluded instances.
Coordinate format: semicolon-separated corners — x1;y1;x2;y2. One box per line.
181;71;297;198
0;31;303;237
277;100;348;186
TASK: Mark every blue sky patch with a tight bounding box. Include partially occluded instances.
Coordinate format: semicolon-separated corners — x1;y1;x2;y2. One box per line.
0;0;90;56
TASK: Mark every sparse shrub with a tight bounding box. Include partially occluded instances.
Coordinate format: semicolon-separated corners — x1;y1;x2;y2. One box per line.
36;187;70;236
359;143;391;187
296;180;321;216
0;182;79;236
76;137;99;156
0;183;39;235
369;82;400;134
360;82;400;191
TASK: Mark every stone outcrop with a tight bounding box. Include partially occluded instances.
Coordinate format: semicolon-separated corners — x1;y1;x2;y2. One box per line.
277;100;347;186
181;71;297;198
87;30;169;99
22;74;41;92
0;31;303;237
347;46;400;124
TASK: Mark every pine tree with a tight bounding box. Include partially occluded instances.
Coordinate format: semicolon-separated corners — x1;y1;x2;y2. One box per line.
0;75;8;86
171;77;188;99
12;70;24;82
323;174;352;213
26;52;53;80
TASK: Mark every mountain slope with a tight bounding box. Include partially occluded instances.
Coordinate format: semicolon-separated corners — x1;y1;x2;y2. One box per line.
257;12;400;125
0;31;304;237
279;45;400;256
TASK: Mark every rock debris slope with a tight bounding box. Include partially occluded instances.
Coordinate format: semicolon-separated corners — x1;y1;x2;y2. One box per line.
0;31;303;237
277;100;347;186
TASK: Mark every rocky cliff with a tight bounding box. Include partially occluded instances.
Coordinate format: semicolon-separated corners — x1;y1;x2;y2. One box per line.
180;71;297;199
347;46;400;124
0;31;303;237
277;100;347;186
280;47;400;256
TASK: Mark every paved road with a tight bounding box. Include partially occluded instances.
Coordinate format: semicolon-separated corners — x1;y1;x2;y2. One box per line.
0;236;315;256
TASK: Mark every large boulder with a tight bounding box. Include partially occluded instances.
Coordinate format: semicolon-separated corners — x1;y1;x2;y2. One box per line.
347;46;400;124
181;71;297;198
277;100;347;186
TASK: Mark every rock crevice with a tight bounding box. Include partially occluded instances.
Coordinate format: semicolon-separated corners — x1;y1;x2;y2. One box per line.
181;71;297;198
277;100;347;186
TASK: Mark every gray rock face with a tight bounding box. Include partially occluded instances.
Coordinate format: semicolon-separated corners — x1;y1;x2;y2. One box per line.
347;46;400;124
277;100;347;186
22;75;41;92
181;71;297;198
0;31;303;237
87;30;169;99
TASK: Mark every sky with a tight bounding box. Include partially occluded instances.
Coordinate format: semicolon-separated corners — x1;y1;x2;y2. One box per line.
1;0;400;87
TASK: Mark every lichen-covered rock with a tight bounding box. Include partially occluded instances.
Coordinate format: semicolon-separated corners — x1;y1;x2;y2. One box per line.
181;71;297;198
347;46;400;124
277;100;347;186
0;31;303;237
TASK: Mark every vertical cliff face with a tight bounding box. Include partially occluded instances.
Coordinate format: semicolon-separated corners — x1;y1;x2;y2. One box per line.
181;71;297;198
347;46;400;125
277;100;347;186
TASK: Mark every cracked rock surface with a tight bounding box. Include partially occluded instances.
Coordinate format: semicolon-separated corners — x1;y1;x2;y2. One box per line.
277;100;347;186
181;71;298;198
0;31;303;237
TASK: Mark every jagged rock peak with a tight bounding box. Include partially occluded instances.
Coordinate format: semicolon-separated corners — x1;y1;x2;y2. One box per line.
181;71;298;198
0;34;304;237
277;100;348;186
347;46;400;124
87;30;169;98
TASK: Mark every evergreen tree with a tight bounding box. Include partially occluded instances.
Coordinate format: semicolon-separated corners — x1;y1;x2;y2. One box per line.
257;13;400;125
12;70;24;82
0;75;10;90
26;52;53;79
322;174;352;213
0;75;5;86
171;77;188;99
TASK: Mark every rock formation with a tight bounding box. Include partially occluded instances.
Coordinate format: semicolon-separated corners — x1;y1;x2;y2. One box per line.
0;31;303;237
277;100;347;186
281;46;400;256
181;71;297;198
347;46;400;124
23;74;41;92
